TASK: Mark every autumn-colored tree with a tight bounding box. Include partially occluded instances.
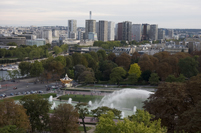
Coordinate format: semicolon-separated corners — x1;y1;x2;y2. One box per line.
107;52;116;62
0;125;25;133
0;99;30;132
153;51;170;62
138;54;158;72
50;103;79;133
131;52;140;63
110;67;126;85
49;60;64;80
20;95;51;132
115;52;131;70
156;62;172;80
128;63;141;78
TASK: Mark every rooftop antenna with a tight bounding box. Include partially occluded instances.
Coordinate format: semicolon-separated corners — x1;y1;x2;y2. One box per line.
90;11;92;20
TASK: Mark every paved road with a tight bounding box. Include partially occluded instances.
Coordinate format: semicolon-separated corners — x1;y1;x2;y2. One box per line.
0;80;59;96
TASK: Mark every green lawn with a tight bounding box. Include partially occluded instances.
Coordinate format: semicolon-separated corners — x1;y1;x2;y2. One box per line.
4;93;57;101
58;94;103;103
78;126;92;132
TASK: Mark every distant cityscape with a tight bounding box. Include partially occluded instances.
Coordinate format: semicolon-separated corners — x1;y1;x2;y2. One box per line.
0;12;201;56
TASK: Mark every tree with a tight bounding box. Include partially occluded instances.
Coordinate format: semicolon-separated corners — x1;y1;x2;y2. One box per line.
0;99;30;132
128;63;141;78
53;46;62;55
91;106;121;119
72;52;83;66
165;75;177;82
75;103;89;133
0;125;25;133
110;67;126;85
97;49;107;61
107;52;116;62
115;52;131;70
95;110;166;133
50;103;79;133
74;64;86;80
78;70;95;84
7;42;17;46
20;95;51;132
178;57;199;78
55;56;66;67
131;52;140;63
127;73;138;84
60;44;68;53
19;62;31;76
149;73;159;85
141;70;151;81
30;61;44;77
0;49;6;58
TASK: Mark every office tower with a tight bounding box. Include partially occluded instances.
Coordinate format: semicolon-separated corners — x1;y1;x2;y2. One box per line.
85;20;96;40
115;24;118;40
96;22;99;40
52;29;59;37
132;24;142;41
168;29;174;38
77;30;84;40
42;30;52;44
142;24;150;40
98;20;108;42
68;20;77;39
117;21;132;41
149;24;158;41
108;21;115;41
158;29;165;40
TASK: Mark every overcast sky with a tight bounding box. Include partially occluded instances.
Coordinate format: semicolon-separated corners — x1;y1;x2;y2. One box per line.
0;0;201;29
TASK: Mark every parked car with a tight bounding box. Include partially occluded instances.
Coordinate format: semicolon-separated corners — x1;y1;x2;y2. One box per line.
22;91;26;95
10;93;14;96
17;92;21;95
38;90;43;93
0;94;5;97
31;91;36;94
26;91;30;94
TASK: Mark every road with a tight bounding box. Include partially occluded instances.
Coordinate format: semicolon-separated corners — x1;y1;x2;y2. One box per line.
0;80;59;96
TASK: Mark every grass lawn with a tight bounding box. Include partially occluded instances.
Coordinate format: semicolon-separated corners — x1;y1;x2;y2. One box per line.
78;126;92;132
3;93;57;101
58;94;103;103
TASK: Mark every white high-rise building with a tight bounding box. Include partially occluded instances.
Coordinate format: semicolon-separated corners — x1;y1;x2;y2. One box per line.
108;21;115;41
68;20;77;39
132;24;142;41
42;30;52;44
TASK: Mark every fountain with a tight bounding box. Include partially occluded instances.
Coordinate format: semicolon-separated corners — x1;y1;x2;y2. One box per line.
88;101;92;106
133;106;137;114
97;89;153;110
51;102;56;110
121;111;125;119
49;96;53;102
110;103;114;108
68;98;72;104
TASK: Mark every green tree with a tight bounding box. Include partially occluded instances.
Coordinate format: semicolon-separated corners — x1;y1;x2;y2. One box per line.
19;62;31;76
53;46;62;55
95;110;166;133
110;67;126;85
128;73;138;84
165;75;177;82
0;49;6;58
30;61;44;77
55;56;66;67
60;44;68;53
0;99;30;132
72;52;83;66
0;125;25;133
128;63;141;78
97;49;107;61
178;57;199;78
7;42;17;46
75;103;89;133
149;73;160;85
50;103;79;133
176;74;185;82
20;94;51;132
141;70;151;81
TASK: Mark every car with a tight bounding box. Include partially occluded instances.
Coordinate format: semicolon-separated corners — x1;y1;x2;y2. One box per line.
38;90;43;93
11;80;15;82
22;91;26;95
31;91;35;94
0;94;5;97
10;93;14;96
26;91;30;94
17;92;21;95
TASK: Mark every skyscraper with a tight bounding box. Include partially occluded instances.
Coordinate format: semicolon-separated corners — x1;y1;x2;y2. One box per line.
149;24;158;41
117;21;132;41
132;24;142;41
85;20;96;40
158;28;165;40
108;21;115;41
142;24;150;40
98;20;108;42
168;29;174;38
68;20;77;39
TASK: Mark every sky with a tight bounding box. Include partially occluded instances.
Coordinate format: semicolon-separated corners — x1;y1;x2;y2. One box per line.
0;0;201;29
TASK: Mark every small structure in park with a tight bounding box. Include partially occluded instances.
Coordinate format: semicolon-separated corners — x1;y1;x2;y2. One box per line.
60;74;73;87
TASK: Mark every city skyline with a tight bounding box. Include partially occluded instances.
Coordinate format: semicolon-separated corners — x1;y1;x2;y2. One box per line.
0;0;201;29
